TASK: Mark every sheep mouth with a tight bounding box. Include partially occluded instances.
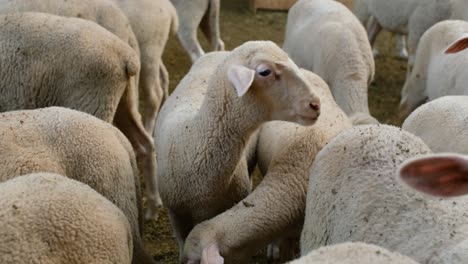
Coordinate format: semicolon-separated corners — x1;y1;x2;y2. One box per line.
297;114;319;125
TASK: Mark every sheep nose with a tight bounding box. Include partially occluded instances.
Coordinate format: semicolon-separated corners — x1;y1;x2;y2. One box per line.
309;101;320;111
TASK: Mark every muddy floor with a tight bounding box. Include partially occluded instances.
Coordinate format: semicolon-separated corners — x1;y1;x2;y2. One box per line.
145;0;407;263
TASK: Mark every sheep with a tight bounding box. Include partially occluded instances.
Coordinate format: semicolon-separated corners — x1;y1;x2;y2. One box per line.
154;41;322;261
301;124;468;263
284;0;378;126
0;173;133;264
400;20;468;117
0;12;159;218
352;0;408;59
399;153;468;198
356;0;461;70
402;96;468;154
0;107;156;264
289;242;420;264
170;0;224;62
181;69;351;263
112;0;179;133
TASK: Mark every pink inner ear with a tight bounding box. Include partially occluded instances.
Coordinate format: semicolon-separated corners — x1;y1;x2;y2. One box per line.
445;35;468;54
399;155;468;197
201;244;224;264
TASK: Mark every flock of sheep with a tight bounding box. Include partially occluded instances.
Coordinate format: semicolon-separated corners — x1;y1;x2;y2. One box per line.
1;0;468;263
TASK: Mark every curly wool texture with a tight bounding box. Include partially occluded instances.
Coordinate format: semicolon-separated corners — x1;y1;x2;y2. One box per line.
401;21;468;112
0;173;133;264
183;70;352;262
284;0;377;125
289;242;419;264
0;107;154;264
403;96;468;154
302;124;468;263
0;12;138;122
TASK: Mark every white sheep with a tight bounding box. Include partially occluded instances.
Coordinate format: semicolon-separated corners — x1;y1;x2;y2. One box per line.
0;107;155;264
0;12;159;218
352;0;408;59
356;0;463;69
284;0;378;125
155;41;322;261
402;96;468;154
289;242;420;264
0;173;133;264
113;0;179;134
181;69;351;263
400;20;468;117
301;124;468;263
170;0;224;62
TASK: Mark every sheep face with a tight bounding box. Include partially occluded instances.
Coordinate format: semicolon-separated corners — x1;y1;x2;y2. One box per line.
228;56;321;126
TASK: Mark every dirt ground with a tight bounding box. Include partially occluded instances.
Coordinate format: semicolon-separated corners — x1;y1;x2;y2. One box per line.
145;0;407;263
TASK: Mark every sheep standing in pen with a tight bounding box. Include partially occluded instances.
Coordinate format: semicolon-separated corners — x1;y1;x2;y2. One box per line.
0;107;156;264
400;20;468;117
181;69;351;263
284;0;378;125
402;96;468;154
301;124;468;263
289;242;419;264
352;0;408;59
0;12;159;217
112;0;179;136
0;0;161;215
0;173;133;264
170;0;224;62
155;41;322;261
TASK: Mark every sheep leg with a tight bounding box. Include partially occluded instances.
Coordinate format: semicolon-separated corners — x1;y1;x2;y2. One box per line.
113;85;160;220
169;210;194;261
394;34;408;60
177;16;205;62
160;61;170;102
367;15;382;47
200;0;224;51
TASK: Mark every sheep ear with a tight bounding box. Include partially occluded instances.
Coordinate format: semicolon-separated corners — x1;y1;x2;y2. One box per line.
445;33;468;54
201;244;224;264
227;65;255;97
398;154;468;197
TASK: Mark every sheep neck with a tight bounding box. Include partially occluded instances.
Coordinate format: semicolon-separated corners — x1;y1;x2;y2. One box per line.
194;77;266;184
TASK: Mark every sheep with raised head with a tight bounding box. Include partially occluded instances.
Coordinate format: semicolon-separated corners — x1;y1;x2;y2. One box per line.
155;41;322;261
0;12;158;218
0;0;160;215
0;107;155;264
0;173;133;264
402;96;468;154
289;242;419;264
400;20;468;117
302;124;468;263
112;0;179;135
181;69;351;263
284;0;378;125
170;0;224;62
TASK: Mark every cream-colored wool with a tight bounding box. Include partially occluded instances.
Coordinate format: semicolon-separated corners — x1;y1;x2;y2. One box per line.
400;21;468;116
402;96;468;154
182;69;351;263
284;0;378;125
0;12;157;222
0;0;159;214
302;125;468;263
0;107;155;264
155;41;322;262
0;173;133;264
113;0;178;137
289;242;419;264
170;0;224;62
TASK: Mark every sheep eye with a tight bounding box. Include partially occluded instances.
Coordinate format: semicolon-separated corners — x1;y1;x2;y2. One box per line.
259;69;271;77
